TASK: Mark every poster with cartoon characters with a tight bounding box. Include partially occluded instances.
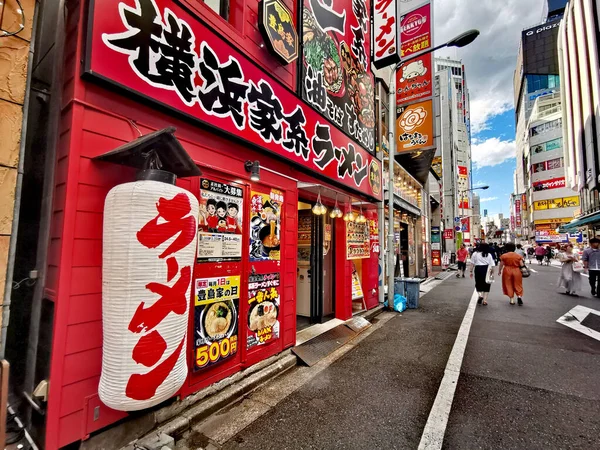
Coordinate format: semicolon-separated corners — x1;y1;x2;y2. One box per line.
249;189;283;261
247;272;281;349
197;179;243;262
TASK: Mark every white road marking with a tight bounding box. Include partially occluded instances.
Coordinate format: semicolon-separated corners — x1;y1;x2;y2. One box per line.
417;289;479;450
529;268;538;273
557;305;600;342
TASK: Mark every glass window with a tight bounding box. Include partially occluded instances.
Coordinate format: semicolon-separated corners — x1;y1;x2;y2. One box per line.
203;0;230;21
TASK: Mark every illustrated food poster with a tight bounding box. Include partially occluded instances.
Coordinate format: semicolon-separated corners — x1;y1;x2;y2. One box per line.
249;189;283;261
198;179;243;262
347;220;370;259
194;276;240;371
247;272;280;349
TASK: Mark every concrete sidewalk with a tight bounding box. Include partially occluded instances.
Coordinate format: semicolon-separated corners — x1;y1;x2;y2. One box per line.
178;275;476;449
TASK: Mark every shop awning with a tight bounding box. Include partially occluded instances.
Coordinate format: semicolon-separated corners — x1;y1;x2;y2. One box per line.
562;210;600;230
395;149;436;185
385;192;421;216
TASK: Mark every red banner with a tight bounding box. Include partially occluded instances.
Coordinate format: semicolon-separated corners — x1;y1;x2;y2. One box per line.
458;165;468;176
84;0;382;201
396;53;433;105
532;177;566;191
400;3;432;59
443;229;454;240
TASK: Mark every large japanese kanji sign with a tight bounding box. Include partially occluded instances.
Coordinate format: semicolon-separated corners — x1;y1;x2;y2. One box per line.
301;0;375;153
85;0;382;201
372;0;400;69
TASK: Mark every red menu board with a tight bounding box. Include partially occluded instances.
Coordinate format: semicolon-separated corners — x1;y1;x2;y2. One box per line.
84;0;382;200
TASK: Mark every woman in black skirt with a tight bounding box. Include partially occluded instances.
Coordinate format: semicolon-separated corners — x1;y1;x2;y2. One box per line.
469;243;496;305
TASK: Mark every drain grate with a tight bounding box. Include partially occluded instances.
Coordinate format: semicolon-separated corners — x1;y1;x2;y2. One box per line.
292;325;357;366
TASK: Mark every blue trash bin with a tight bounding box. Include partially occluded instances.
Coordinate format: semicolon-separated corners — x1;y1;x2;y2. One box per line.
404;278;421;309
394;277;405;297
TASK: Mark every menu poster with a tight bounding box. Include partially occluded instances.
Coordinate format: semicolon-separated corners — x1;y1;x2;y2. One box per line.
249;189;284;261
351;262;364;300
247;273;281;349
193;276;240;371
347;220;370;260
197;179;243;262
298;214;312;244
369;218;380;253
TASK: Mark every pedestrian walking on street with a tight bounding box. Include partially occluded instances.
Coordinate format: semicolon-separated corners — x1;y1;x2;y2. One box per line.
456;243;469;278
498;242;524;305
535;243;546;264
558;244;582;296
526;246;534;264
516;244;526;259
470;243;496;305
582;237;600;297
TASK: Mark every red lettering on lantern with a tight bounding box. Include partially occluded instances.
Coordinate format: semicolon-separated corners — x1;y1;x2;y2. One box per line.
128;266;191;333
132;330;167;367
125;336;185;400
137;193;196;259
166;256;179;282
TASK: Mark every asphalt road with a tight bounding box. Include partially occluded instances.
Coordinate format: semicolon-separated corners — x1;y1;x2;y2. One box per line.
191;265;600;449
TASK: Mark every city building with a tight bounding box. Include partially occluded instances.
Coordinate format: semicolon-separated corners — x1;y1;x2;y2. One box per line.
472;192;482;242
559;0;600;239
513;11;579;244
433;58;473;255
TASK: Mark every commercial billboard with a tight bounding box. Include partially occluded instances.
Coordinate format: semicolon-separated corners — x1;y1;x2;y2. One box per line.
396;99;434;152
533;196;580;210
532;177;566;191
522;17;562;75
399;2;432;60
85;0;382;200
301;0;375;153
373;0;400;69
396;53;433;105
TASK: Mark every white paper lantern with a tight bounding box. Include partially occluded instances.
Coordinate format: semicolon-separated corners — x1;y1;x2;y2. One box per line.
99;180;198;411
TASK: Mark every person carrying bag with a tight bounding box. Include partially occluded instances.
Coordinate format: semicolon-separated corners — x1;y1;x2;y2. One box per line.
470;243;496;305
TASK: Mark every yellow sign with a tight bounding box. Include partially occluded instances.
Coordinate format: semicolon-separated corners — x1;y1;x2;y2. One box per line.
534;218;573;225
533;196;580;211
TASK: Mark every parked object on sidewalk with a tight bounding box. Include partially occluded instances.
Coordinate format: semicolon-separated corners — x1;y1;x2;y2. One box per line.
498;243;524;305
394;277;405;298
404;278;421;309
393;294;407;312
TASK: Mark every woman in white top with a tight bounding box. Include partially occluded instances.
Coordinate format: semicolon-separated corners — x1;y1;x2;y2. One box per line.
469;243;496;305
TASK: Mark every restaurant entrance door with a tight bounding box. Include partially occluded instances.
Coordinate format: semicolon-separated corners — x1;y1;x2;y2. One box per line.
296;202;335;330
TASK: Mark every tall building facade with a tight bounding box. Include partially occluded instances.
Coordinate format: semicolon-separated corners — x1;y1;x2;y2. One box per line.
433;58;473;253
513;14;579;244
558;0;600;238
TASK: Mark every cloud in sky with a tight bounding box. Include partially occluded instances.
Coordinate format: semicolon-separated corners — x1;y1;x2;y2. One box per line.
480;196;499;202
434;0;544;134
472;137;516;168
473;180;489;187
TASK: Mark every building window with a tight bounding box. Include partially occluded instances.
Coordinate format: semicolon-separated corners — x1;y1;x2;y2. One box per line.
203;0;230;21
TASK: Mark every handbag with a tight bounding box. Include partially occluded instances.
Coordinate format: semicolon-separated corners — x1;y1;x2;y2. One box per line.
520;263;531;278
485;265;495;284
573;261;584;273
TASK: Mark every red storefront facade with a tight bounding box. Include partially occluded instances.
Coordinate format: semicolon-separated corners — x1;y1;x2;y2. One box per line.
43;0;382;447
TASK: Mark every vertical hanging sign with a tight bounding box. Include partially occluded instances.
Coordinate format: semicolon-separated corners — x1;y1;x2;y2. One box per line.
373;0;400;69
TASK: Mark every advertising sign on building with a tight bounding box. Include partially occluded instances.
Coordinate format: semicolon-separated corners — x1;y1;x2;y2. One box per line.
301;0;375;153
431;156;442;178
373;0;400;69
396;53;433;105
396;99;434;152
533;196;580;210
249;189;284;261
194;276;240;371
399;2;432;59
247;273;281;349
443;228;454;240
258;0;299;64
85;0;382;200
198;179;244;262
532;177;566;191
347;220;370;259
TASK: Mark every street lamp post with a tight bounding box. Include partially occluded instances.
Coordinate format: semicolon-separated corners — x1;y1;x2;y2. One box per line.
386;30;480;307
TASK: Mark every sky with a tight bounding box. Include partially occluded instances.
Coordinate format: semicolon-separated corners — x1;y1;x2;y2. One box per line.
433;0;546;217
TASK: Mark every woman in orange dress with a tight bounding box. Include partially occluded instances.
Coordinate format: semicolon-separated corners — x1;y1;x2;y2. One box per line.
498;242;525;305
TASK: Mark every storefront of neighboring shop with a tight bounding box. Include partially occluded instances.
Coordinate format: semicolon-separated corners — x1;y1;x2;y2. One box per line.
40;0;382;448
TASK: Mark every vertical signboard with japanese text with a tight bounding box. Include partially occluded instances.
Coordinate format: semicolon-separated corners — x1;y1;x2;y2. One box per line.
198;179;243;262
396;99;434;152
247;273;281;349
301;0;375;153
373;0;400;69
399;2;432;60
347;220;370;259
396;53;433;105
85;0;382;201
194;276;240;371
